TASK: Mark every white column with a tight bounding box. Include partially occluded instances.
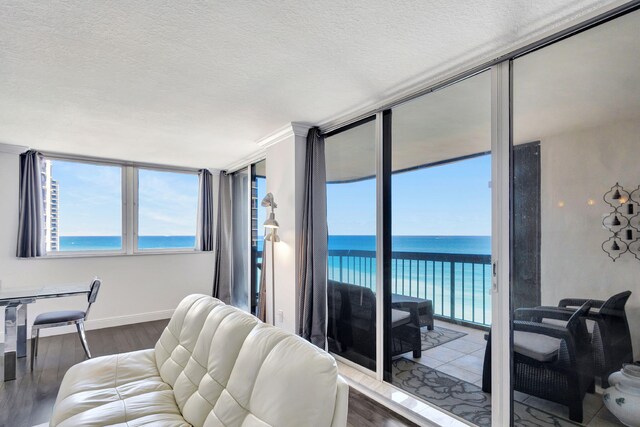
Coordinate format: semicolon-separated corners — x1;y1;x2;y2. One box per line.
259;123;311;333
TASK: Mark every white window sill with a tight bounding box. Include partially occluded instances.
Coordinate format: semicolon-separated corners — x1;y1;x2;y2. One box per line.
25;250;209;260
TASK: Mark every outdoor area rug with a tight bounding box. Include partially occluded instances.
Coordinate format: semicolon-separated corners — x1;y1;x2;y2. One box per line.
421;326;467;351
392;358;581;427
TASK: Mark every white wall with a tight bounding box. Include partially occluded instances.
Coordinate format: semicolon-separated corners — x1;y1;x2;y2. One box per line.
539;118;640;357
263;125;307;333
0;149;217;337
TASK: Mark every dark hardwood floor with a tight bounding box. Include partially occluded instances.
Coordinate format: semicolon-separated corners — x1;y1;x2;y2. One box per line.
0;320;417;427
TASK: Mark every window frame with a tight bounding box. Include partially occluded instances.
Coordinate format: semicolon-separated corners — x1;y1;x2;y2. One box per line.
39;154;203;258
132;166;201;254
42;156;128;257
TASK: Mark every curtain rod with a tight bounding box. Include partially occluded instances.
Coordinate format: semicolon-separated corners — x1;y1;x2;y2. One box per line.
319;0;640;135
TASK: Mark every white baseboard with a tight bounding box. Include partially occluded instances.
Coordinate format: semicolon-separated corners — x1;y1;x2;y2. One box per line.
36;309;174;337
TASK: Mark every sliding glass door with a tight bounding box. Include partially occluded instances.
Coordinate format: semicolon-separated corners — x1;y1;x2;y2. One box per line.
386;71;492;424
509;9;640;426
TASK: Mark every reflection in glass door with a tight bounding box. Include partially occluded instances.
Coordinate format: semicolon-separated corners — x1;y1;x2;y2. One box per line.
386;71;492;426
509;9;640;426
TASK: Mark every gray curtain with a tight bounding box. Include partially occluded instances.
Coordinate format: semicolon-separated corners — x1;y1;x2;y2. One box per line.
212;171;233;303
297;127;328;348
196;169;214;251
17;150;45;258
230;168;250;310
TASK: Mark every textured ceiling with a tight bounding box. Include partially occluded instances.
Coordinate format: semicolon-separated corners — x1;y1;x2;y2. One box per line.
0;0;619;168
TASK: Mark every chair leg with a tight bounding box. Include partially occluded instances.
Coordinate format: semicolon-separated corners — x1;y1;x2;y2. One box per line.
569;401;583;423
34;329;39;357
76;321;91;359
30;328;38;371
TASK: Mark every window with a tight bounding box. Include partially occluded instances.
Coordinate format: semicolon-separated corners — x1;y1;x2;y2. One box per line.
41;156;202;256
136;169;199;251
43;159;124;253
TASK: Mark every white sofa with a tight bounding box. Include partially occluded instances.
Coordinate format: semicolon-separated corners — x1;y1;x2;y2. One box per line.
49;294;349;427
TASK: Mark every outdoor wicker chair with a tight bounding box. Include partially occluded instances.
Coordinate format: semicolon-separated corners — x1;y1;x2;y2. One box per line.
327;280;422;370
553;291;633;388
482;302;594;423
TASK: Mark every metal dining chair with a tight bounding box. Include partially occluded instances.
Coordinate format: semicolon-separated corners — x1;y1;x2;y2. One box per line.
30;277;101;370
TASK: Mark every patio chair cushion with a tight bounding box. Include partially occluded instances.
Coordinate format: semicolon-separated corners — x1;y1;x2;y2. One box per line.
391;309;411;328
513;331;561;362
34;310;85;325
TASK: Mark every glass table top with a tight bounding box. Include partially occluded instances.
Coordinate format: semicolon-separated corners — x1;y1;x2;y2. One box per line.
0;284;90;305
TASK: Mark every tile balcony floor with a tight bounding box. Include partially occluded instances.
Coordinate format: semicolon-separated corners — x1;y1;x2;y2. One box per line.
390;319;622;426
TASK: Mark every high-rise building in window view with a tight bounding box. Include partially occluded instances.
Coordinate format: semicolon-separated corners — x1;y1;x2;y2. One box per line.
42;159;59;251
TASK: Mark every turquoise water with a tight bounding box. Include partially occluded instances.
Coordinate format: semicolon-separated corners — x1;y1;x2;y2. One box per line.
257;235;490;254
59;235;196;251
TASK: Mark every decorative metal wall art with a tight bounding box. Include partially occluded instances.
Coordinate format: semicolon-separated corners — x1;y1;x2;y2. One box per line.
602;182;640;262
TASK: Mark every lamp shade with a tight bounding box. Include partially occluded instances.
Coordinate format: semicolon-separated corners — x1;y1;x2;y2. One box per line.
264;212;279;229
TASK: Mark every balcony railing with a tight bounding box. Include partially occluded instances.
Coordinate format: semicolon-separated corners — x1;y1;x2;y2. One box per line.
328;249;491;327
257;249;492;327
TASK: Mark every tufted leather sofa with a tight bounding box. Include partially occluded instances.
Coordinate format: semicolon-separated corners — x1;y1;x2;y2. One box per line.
49;294;349;427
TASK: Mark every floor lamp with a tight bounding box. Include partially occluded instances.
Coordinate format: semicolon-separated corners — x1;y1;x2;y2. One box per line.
261;193;279;326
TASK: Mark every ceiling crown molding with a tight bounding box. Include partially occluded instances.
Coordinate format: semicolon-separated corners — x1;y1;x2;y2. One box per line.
0;142;28;155
256;122;313;149
223;149;267;174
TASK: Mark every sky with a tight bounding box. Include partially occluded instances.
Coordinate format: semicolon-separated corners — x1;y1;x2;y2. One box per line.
52;160;198;236
327;154;492;236
52;153;490;237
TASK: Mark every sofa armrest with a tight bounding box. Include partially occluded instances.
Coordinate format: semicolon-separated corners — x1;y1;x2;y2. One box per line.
331;375;350;427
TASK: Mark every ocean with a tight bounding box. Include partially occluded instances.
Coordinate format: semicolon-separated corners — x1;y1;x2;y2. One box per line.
257;235;490;254
59;236;196;251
